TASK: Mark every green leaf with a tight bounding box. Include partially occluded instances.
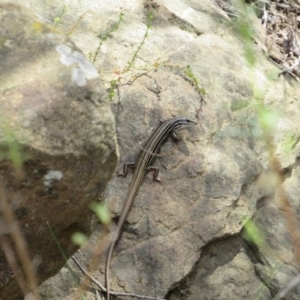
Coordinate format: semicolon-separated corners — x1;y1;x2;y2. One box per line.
89;202;111;225
243;217;264;247
71;232;88;246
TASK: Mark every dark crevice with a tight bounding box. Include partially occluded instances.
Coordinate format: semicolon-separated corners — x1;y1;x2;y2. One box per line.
166;234;246;299
256;195;274;209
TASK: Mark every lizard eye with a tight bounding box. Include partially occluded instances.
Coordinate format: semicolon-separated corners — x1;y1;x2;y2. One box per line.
185;119;197;125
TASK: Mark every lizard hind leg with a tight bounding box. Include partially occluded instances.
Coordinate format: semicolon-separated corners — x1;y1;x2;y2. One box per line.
146;166;164;184
117;163;136;177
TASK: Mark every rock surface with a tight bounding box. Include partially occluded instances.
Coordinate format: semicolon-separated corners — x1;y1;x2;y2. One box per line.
1;0;300;300
0;3;117;300
169;235;272;300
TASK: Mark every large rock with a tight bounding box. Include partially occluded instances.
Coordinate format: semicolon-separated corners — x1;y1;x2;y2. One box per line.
2;1;300;300
0;4;117;300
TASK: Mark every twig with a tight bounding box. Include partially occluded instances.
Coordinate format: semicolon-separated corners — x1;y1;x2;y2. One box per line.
72;255;106;291
72;230;110;300
117;134;179;158
273;273;300;300
95;289;101;300
0;237;26;292
68;13;87;36
142;142;179;158
0;187;40;299
72;256;166;300
261;7;269;28
269;57;300;83
262;126;300;267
